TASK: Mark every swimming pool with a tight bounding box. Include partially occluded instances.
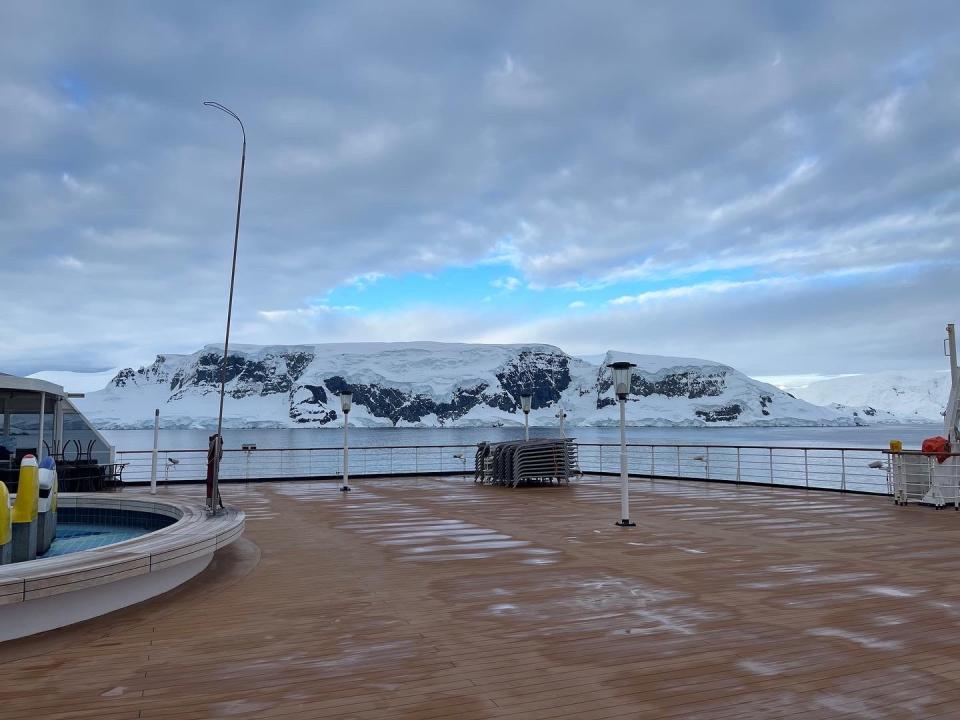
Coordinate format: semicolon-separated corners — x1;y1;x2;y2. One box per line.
37;506;177;559
41;523;154;557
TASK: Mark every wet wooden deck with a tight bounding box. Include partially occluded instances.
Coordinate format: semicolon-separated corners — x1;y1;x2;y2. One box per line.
4;476;960;719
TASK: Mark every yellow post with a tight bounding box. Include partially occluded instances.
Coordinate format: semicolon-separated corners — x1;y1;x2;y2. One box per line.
12;456;39;524
0;482;10;547
889;440;903;453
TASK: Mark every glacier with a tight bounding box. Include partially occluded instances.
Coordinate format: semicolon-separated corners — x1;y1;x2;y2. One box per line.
64;341;900;430
794;371;951;424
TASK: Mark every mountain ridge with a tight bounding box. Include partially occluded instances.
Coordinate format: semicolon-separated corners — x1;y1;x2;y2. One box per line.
69;341;904;430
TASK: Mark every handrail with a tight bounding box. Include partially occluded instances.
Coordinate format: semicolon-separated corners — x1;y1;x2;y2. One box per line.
884;449;960;457
117;443;487;455
110;441;900;497
117;441;904;454
577;442;902;452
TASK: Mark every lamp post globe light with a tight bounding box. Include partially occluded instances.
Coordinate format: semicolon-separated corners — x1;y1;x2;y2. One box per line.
556;406;566;439
520;394;533;441
339;391;353;492
607;361;637;527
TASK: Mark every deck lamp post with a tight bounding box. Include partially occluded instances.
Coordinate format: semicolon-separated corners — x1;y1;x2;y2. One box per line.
556;407;567;438
520;394;532;441
203;100;246;515
339;391;353;492
608;361;636;527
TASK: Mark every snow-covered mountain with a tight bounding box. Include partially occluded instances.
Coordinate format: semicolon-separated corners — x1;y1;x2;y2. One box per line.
794;371;951;424
72;342;875;429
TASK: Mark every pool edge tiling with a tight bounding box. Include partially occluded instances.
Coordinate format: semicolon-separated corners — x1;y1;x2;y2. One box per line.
4;476;960;719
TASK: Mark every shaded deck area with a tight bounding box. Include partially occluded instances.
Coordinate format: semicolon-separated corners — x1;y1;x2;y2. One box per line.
4;476;960;719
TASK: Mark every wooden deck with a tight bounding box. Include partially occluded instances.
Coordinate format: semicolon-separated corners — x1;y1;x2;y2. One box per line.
4;476;960;719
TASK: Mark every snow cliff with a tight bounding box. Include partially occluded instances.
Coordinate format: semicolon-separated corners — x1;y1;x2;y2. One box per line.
72;342;882;430
794;371;951;424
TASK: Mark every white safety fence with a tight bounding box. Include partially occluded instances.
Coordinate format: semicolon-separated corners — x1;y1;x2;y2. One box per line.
116;444;478;484
576;443;892;494
114;442;904;496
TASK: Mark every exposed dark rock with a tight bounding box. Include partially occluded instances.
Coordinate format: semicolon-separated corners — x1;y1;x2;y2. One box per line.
324;375;487;425
633;370;726;399
301;384;328;405
694;404;743;422
111;368;136;388
495;350;571;410
168;350;316;400
596;367;727;409
760;394;773;416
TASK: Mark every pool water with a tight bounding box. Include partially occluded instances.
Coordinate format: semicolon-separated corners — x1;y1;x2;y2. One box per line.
40;523;152;558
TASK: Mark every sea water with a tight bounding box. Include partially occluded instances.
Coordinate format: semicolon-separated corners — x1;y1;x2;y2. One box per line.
102;424;944;453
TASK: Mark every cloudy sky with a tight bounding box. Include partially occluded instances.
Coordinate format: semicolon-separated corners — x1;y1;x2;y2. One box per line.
2;1;958;381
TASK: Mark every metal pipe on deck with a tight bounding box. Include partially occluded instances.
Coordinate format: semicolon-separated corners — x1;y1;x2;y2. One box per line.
945;324;959;444
37;392;45;462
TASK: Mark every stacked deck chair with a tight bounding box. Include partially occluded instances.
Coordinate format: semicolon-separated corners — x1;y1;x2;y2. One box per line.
475;439;580;487
475;443;492;483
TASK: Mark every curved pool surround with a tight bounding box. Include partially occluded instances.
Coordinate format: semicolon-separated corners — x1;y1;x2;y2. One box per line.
0;493;244;641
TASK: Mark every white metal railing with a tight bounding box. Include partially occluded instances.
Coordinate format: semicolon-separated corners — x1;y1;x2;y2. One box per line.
577;443;892;494
112;441;909;496
116;444;477;484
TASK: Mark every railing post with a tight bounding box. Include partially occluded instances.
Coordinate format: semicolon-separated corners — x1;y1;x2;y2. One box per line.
768;448;774;485
149;409;159;494
705;447;711;479
677;446;681;477
736;447;741;485
804;449;809;489
390;446;393;475
599;445;603;475
415;446;419;474
650;446;655;479
841;449;846;492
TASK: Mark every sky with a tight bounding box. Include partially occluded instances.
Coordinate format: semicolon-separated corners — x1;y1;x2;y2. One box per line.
2;1;959;381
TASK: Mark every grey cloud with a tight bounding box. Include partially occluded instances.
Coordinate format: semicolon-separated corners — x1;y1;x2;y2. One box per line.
1;1;959;375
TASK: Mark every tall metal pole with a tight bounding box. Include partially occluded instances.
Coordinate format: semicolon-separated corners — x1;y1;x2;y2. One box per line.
150;409;160;495
616;396;634;526
945;323;959;444
37;392;46;462
53;398;63;457
947;323;958;386
524;412;529;441
203;101;246;514
341;414;350;492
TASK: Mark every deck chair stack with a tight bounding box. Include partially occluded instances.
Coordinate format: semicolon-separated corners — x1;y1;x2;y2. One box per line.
474;439;579;487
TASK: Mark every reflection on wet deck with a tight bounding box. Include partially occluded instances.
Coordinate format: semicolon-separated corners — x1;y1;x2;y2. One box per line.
5;475;960;719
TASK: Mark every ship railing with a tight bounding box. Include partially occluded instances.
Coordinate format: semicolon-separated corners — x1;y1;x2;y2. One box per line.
113;442;904;496
577;443;893;495
115;444;478;485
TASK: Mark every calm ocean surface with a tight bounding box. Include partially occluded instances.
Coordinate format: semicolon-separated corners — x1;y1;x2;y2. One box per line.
102;424;944;452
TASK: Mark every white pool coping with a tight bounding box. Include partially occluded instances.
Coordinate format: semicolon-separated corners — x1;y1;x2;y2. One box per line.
0;494;244;641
